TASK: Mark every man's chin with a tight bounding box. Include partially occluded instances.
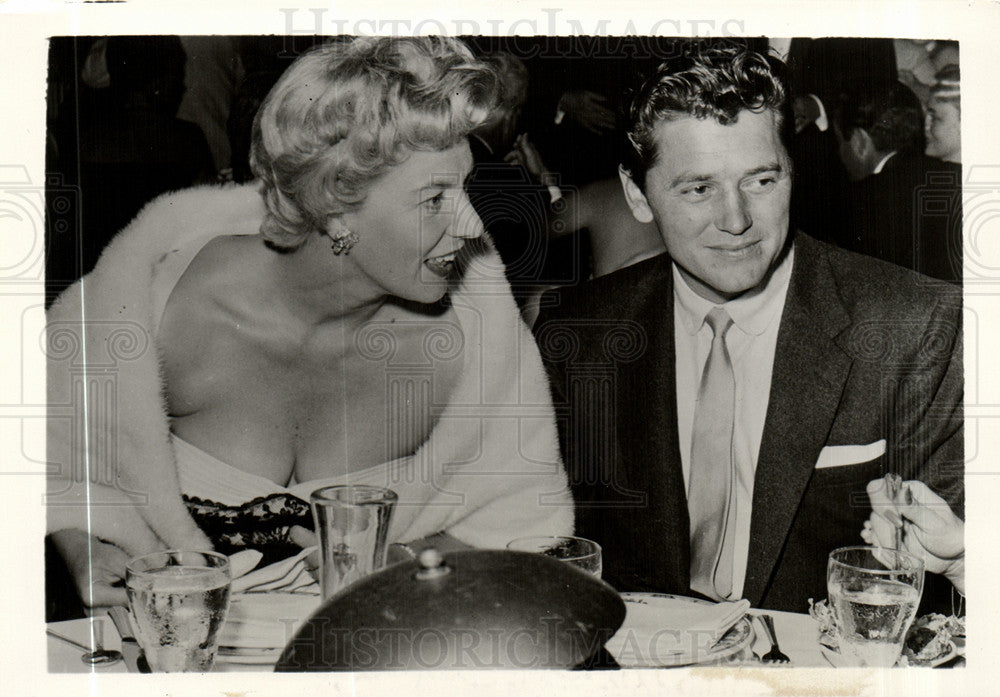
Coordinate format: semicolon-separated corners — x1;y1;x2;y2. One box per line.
705;264;778;302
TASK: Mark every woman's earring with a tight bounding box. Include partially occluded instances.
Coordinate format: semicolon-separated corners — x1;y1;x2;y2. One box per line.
328;221;359;255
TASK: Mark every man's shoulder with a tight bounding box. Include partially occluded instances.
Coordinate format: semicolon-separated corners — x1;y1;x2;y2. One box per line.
537;253;670;322
797;234;961;322
876;152;962;189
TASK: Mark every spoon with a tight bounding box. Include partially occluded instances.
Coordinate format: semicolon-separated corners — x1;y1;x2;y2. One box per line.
81;618;123;667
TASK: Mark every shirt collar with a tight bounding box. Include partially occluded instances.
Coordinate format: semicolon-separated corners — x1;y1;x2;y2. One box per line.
673;243;795;337
873;151;897;174
470;132;494;156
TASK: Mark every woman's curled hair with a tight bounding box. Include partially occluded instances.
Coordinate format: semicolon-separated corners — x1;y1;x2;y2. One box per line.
251;36;498;251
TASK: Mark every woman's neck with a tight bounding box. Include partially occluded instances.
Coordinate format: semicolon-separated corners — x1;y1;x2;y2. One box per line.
262;232;386;328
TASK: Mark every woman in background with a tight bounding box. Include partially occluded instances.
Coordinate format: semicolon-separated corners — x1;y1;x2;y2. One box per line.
925;65;961;165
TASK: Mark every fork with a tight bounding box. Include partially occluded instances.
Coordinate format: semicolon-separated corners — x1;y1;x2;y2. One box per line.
757;614;790;664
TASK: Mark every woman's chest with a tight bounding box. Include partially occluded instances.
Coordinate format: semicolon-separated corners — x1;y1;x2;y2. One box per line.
162;305;467;483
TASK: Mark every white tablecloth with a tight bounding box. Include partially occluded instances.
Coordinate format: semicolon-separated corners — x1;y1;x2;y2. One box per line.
46;607;830;672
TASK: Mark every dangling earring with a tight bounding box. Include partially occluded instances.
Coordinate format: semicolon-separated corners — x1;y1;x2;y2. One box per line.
328;220;359;255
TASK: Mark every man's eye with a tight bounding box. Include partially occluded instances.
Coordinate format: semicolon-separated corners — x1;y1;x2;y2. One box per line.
744;176;777;192
681;184;712;199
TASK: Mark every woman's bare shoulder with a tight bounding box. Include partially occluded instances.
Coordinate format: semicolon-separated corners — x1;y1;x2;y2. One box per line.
159;235;273;341
184;234;264;284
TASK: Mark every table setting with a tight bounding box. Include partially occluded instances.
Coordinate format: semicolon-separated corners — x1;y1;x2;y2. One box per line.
46;482;965;673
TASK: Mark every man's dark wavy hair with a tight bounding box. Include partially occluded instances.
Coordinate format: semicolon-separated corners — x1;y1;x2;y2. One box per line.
834;80;926;155
622;41;793;191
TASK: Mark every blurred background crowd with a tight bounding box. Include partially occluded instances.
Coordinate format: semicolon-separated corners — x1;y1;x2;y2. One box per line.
45;36;963;316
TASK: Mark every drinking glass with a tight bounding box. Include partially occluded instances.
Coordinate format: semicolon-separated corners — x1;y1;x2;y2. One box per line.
125;549;232;672
827;545;924;667
506;535;603;577
310;485;398;600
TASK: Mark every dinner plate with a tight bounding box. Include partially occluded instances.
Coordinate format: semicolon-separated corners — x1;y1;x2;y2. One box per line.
216;645;284;666
605;593;753;668
220;592;322;653
819;640;957;668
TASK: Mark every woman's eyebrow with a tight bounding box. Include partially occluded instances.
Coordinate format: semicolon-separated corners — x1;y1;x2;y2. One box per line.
430;172;463;188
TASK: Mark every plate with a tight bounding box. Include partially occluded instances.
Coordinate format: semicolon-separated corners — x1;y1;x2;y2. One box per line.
220;592;322;652
819;640;957;668
909;640;958;668
605;593;753;668
215;645;284;666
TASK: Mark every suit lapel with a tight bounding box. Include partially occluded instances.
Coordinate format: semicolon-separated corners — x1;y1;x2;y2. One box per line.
617;260;691;590
742;235;854;605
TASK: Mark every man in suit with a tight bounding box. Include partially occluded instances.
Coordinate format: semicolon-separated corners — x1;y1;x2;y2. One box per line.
533;43;963;613
835;80;962;284
782;38;896;247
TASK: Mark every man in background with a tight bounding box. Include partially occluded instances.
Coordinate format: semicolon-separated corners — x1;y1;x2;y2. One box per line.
835;80;962;283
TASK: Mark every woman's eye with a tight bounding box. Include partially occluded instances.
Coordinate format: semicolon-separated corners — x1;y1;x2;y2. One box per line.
423;192;445;213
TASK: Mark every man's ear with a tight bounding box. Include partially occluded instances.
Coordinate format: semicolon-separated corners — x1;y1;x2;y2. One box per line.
619;165;655;224
849;127;874;160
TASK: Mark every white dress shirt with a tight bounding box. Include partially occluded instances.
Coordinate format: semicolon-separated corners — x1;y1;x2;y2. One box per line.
673;247;794;599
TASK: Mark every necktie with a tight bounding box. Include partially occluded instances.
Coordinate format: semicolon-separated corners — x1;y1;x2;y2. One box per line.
688;307;737;601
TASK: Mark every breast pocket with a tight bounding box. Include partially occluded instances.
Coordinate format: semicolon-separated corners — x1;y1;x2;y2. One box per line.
791;454;886;560
811;456;886;489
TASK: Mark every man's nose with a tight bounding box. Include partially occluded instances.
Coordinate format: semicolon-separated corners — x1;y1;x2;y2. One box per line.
715;188;752;235
449;192;485;240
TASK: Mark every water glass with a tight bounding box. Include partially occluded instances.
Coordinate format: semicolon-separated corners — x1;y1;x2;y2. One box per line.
827;545;924;667
125;549;232;672
310;485;398;600
506;535;603;577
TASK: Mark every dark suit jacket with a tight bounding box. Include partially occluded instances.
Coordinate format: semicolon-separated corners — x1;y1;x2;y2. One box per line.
789;123;850;247
845;152;963;285
534;233;963;612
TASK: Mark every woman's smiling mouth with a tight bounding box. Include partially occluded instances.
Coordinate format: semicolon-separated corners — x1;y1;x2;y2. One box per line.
424;248;462;277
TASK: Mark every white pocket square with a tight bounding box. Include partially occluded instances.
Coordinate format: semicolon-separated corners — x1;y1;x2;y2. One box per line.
815;440;886;469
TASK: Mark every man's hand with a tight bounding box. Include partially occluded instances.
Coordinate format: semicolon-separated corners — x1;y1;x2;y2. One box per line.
864;478;965;593
557;90;616;135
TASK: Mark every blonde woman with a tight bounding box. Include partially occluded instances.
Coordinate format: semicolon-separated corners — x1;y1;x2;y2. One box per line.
47;37;572;609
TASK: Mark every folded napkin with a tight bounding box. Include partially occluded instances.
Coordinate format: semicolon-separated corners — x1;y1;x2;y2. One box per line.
228;549;265;579
230;546;320;595
606;594;751;667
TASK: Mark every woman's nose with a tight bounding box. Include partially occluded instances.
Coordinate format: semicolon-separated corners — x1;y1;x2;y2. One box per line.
449;192;485;239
